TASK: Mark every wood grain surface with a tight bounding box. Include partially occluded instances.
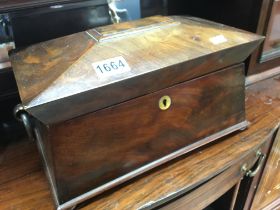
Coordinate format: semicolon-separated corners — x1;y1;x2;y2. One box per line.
158;145;266;210
251;123;280;209
39;64;245;205
10;16;263;124
1;74;280;210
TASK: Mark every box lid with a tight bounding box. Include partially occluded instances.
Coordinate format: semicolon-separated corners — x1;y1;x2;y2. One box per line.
11;16;263;124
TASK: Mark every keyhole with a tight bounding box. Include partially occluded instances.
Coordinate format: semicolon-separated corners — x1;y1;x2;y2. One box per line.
163;99;167;106
159;95;171;110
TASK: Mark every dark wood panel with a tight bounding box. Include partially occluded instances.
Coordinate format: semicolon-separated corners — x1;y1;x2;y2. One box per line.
0;67;17;97
39;65;246;204
80;75;280;210
9;0;110;47
0;0;105;13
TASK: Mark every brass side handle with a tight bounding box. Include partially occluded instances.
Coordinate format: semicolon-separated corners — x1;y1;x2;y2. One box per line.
241;150;266;177
14;104;35;141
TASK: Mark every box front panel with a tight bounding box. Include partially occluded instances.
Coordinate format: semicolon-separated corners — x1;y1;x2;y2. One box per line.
47;64;245;203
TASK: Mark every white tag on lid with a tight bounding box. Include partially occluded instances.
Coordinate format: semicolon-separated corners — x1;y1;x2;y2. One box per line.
209;35;228;45
92;56;131;80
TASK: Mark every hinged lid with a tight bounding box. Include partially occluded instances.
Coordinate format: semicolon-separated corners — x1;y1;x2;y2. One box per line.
11;16;264;124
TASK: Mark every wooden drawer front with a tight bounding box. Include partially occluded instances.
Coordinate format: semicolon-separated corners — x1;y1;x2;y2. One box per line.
251;129;280;210
158;143;267;210
46;64;245;203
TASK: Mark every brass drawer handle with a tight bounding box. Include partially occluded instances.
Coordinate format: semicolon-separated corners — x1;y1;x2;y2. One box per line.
241;150;266;177
159;95;172;110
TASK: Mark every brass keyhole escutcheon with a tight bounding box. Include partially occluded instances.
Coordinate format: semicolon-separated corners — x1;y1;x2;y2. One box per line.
159;95;171;110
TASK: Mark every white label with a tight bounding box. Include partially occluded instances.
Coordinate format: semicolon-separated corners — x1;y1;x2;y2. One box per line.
209;35;227;45
92;56;131;79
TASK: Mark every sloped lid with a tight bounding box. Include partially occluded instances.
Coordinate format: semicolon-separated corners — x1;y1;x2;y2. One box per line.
11;16;264;124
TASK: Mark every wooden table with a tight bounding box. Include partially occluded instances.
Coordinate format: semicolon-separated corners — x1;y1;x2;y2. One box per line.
1;75;280;209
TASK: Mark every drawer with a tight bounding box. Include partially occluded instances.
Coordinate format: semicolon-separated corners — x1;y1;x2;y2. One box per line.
158;142;268;210
35;63;246;204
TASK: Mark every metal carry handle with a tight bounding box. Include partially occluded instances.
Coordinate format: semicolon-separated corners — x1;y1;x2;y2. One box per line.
14;104;35;141
241;150;266;177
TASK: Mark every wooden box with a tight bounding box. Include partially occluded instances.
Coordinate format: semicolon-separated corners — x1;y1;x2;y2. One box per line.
10;16;263;209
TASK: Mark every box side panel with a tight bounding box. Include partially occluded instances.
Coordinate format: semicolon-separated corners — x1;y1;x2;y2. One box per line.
34;120;60;207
